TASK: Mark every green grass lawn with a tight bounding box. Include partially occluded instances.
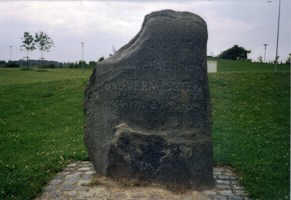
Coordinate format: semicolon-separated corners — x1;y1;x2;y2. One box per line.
210;72;290;199
0;68;90;85
0;67;289;200
0;68;92;200
217;59;290;72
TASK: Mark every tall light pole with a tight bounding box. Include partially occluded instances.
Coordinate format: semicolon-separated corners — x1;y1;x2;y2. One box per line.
274;0;281;72
9;45;13;61
81;42;84;62
264;43;268;63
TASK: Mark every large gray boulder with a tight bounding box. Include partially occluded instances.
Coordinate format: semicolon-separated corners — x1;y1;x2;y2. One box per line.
84;9;214;189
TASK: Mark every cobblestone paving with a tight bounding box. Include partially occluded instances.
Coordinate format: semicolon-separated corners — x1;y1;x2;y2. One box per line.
35;161;251;200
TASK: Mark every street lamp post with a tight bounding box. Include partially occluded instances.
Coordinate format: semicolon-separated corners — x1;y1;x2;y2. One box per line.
81;42;84;62
264;43;268;63
274;0;281;72
9;45;13;61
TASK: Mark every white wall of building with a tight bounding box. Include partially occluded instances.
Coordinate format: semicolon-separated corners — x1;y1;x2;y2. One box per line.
207;60;217;73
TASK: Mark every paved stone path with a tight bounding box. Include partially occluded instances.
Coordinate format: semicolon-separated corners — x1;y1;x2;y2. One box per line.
35;161;251;200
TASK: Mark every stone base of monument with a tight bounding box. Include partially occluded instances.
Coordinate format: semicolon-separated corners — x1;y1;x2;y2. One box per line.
105;123;214;190
35;161;251;200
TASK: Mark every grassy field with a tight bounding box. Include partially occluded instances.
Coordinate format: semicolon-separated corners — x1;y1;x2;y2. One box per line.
0;68;90;85
217;59;290;72
0;68;91;200
210;72;290;199
0;65;289;200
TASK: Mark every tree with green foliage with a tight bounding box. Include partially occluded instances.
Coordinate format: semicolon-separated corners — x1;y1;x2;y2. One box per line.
20;32;36;67
78;60;87;68
257;56;263;63
219;45;251;60
89;61;97;67
6;61;19;68
0;60;6;67
286;53;291;64
35;31;54;61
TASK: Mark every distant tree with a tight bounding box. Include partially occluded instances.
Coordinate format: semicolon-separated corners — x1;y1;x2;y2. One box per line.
35;31;54;61
20;32;36;67
275;56;280;64
258;56;263;63
67;63;77;68
47;63;56;68
219;45;251;60
89;61;97;67
286;54;291;64
0;60;6;67
6;61;19;68
78;60;87;68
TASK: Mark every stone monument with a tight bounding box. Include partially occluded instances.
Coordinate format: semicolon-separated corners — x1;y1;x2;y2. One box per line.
84;9;214;189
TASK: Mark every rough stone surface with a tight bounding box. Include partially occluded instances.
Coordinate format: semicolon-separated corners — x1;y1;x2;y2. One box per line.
35;161;251;200
84;9;213;188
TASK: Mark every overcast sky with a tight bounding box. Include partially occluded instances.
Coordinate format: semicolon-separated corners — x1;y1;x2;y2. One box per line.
0;0;290;62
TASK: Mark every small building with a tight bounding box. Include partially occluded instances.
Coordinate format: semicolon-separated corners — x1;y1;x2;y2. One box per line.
207;60;217;73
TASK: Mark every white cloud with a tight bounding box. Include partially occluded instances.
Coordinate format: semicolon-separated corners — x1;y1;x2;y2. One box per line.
0;0;290;62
